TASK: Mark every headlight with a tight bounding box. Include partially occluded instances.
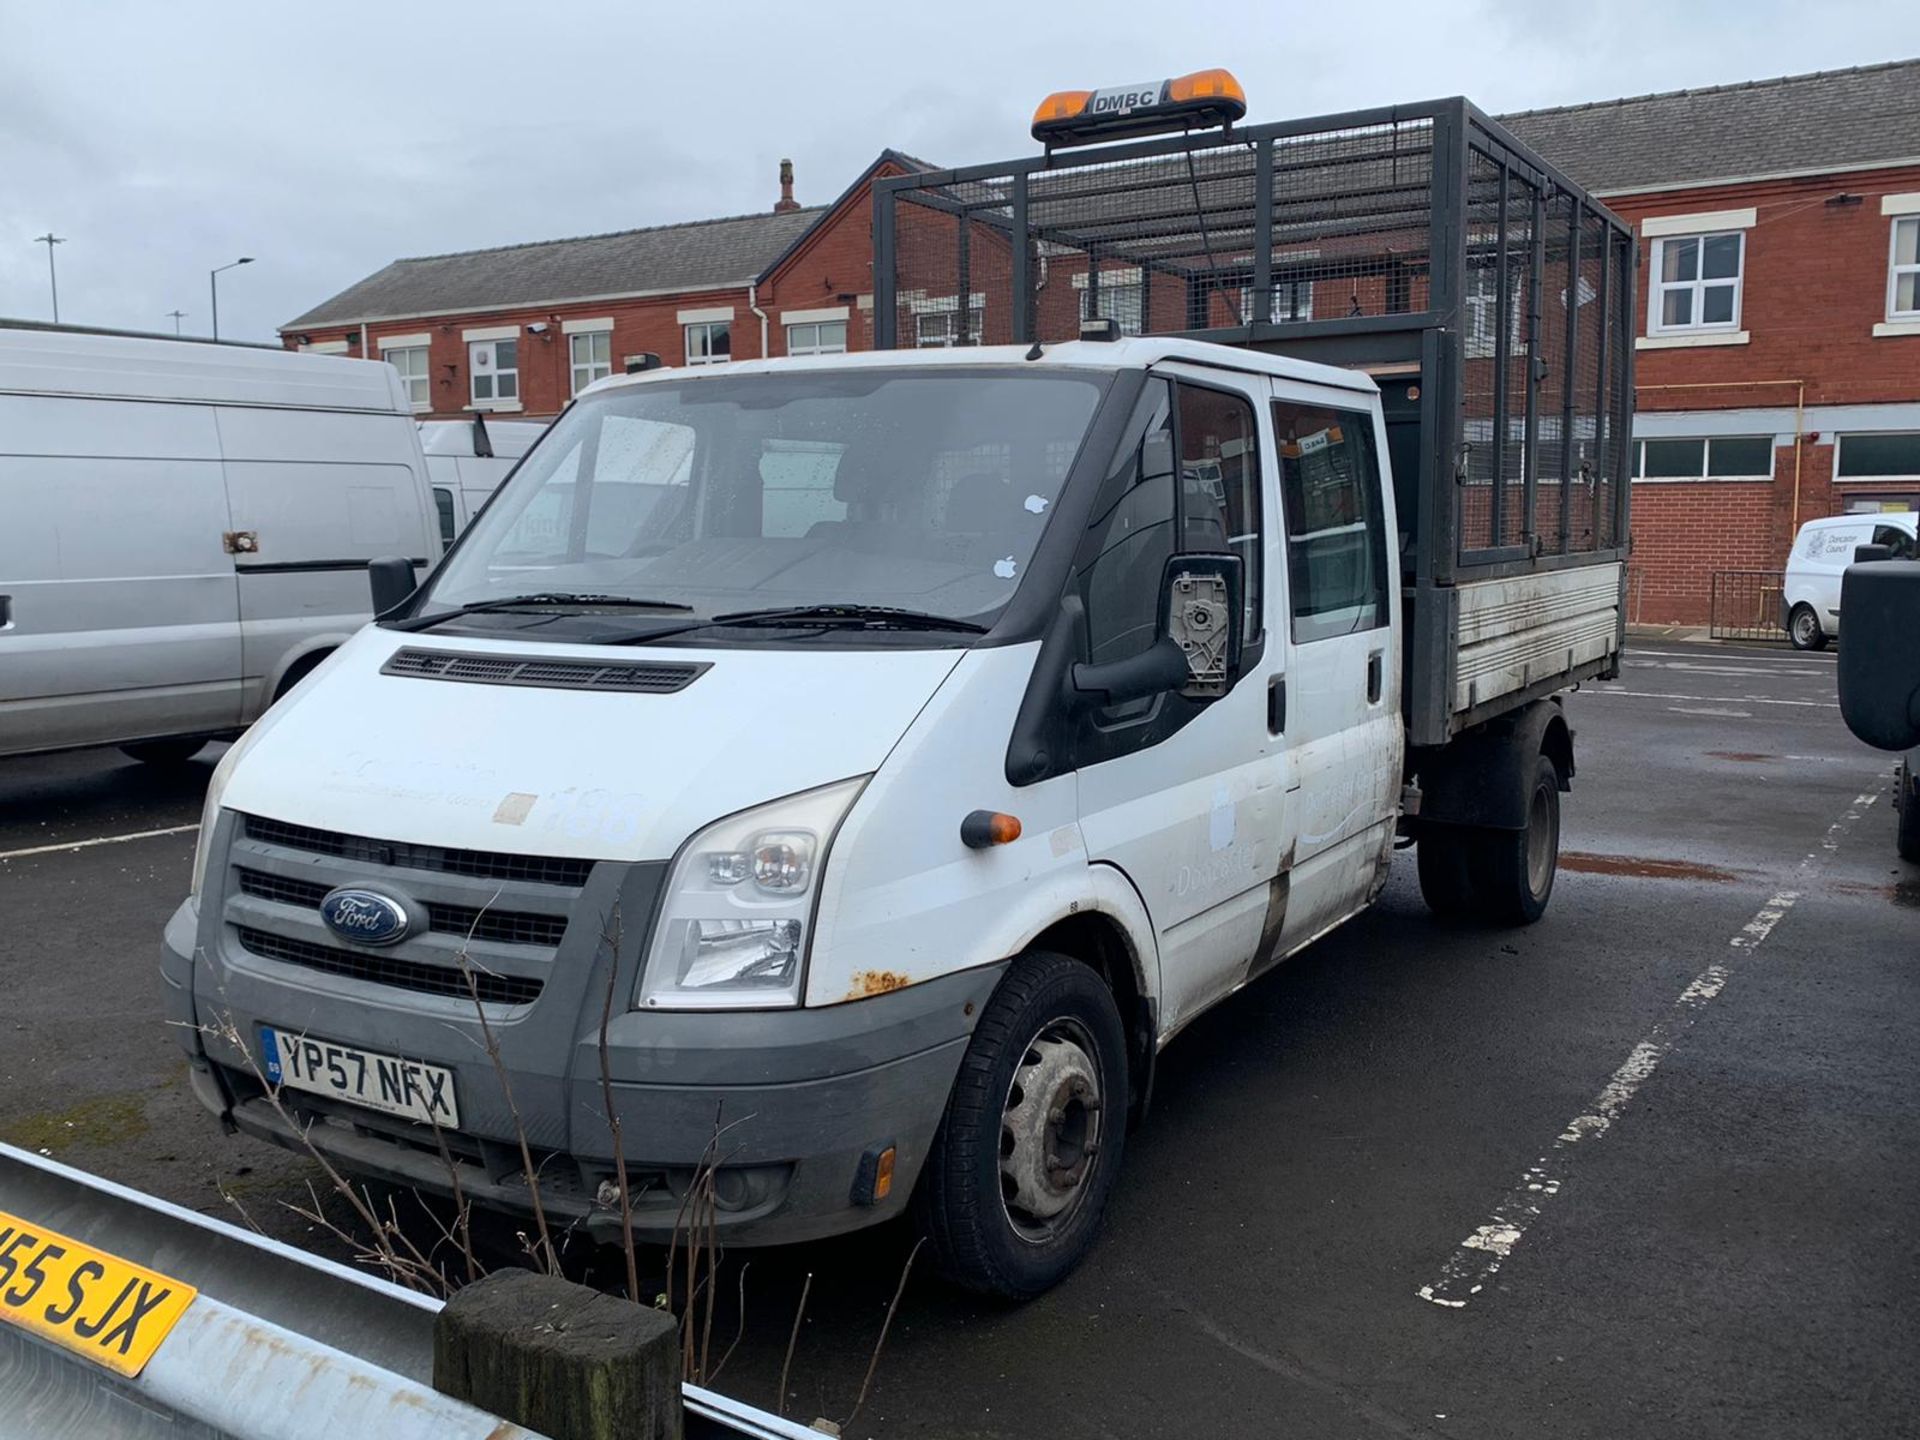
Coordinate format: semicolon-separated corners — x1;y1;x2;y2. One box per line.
189;743;245;903
636;776;867;1010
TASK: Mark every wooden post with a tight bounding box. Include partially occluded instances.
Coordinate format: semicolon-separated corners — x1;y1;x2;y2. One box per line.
434;1269;682;1440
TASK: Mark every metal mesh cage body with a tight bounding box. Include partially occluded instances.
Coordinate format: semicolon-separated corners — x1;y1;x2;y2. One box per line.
874;99;1635;588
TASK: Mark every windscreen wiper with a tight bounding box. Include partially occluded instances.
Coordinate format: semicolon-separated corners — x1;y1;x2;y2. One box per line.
604;603;990;644
387;593;695;632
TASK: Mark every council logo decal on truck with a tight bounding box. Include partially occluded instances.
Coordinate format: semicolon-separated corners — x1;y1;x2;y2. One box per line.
0;1210;198;1376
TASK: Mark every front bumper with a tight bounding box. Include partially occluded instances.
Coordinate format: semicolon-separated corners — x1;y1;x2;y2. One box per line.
166;867;1004;1246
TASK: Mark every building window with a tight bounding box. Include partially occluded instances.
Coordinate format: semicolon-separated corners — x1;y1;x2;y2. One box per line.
914;297;983;347
786;320;847;356
570;331;612;395
1889;217;1920;321
1080;278;1144;336
385;345;429;408
1649;233;1744;333
1632;436;1774;481
1238;281;1314;326
1837;432;1920;482
685;320;731;365
1463;265;1526;358
469;338;518;404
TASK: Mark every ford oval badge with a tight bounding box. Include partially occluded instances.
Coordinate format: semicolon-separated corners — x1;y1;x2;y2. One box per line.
319;888;411;947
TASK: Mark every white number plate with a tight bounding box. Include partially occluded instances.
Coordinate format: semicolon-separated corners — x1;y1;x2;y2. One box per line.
259;1027;460;1128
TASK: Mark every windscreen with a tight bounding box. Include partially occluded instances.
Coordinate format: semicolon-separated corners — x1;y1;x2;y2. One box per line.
421;368;1107;627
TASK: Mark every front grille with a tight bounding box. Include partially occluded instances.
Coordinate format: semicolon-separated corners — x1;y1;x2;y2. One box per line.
234;926;543;1006
383;647;708;694
235;869;569;948
240;814;593;888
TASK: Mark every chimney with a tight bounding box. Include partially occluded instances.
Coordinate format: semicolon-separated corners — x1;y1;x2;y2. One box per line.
774;158;800;213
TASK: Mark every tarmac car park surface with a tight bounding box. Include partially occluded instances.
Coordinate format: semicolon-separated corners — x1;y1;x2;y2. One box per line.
2;639;1913;1439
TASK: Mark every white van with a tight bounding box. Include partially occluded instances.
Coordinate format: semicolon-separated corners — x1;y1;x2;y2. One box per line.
419;416;545;547
1784;511;1917;649
165;338;1622;1297
0;323;441;763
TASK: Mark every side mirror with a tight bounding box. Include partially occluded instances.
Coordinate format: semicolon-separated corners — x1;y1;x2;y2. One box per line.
1837;559;1920;751
1161;553;1244;698
368;556;418;619
1069;553;1245;708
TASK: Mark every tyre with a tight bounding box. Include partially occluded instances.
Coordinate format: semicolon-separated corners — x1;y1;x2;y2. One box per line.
1417;828;1478;918
1898;760;1920;865
1788;603;1827;652
1467;754;1561;926
120;737;208;766
914;951;1128;1299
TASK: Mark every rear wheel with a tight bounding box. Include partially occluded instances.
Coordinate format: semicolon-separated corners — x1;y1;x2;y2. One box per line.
1788;603;1827;652
120;737;208;766
1898;760;1920;864
1467;754;1562;926
915;951;1127;1299
1417;828;1478;918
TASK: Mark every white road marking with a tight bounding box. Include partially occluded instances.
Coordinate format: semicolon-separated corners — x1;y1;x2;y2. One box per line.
1590;688;1838;709
1627;648;1836;665
1627;660;1817;679
0;823;200;861
1669;706;1754;718
1416;786;1882;1310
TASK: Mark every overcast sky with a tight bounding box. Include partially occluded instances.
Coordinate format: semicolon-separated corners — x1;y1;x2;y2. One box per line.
1;0;1906;342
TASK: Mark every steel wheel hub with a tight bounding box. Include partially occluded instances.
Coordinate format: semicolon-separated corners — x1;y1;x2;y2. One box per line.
1001;1028;1102;1232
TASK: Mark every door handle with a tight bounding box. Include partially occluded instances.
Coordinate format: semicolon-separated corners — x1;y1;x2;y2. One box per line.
1267;674;1286;735
0;594;11;630
1366;650;1384;704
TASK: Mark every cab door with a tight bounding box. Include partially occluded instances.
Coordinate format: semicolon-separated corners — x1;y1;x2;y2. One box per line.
1264;381;1402;949
1073;369;1290;1036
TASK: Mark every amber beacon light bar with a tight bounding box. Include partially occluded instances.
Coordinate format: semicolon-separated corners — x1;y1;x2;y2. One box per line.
1031;68;1247;147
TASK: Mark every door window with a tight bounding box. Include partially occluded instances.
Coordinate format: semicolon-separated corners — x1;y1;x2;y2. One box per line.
432;486;457;547
1176;383;1262;642
1273;400;1389;642
1872;523;1915;559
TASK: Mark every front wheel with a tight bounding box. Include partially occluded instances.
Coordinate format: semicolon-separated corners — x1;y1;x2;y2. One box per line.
914;951;1128;1299
1788;603;1827;652
1467;754;1562;926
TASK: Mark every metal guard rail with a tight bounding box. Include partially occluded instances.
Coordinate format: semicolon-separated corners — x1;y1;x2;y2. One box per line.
0;1142;813;1440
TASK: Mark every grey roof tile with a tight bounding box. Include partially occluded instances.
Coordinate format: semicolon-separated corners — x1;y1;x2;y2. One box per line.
282;206;825;331
1500;58;1920;195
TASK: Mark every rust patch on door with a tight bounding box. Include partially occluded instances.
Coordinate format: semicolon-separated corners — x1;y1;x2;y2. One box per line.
1559;851;1744;883
1706;751;1779;764
846;969;911;999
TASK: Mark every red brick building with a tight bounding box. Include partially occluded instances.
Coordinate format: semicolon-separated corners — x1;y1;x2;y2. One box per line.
279;152;928;419
284;63;1920;625
1505;60;1920;624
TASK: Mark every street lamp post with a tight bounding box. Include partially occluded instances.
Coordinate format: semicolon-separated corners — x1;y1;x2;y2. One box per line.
33;234;65;323
166;310;187;335
209;257;254;341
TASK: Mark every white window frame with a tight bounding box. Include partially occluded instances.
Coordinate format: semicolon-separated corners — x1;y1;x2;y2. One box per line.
466;338;520;408
785;316;848;356
568;330;612;395
1886;214;1920;324
382;343;431;410
683;320;731;366
1835;432;1920;484
911;293;985;348
1646;220;1748;338
1631;435;1776;483
1074;267;1144;336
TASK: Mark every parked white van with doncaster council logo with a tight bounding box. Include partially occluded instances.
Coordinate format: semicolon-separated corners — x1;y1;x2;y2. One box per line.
1783;511;1917;650
0;323;441;764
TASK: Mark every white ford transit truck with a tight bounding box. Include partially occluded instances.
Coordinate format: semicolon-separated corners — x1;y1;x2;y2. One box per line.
165;82;1637;1296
